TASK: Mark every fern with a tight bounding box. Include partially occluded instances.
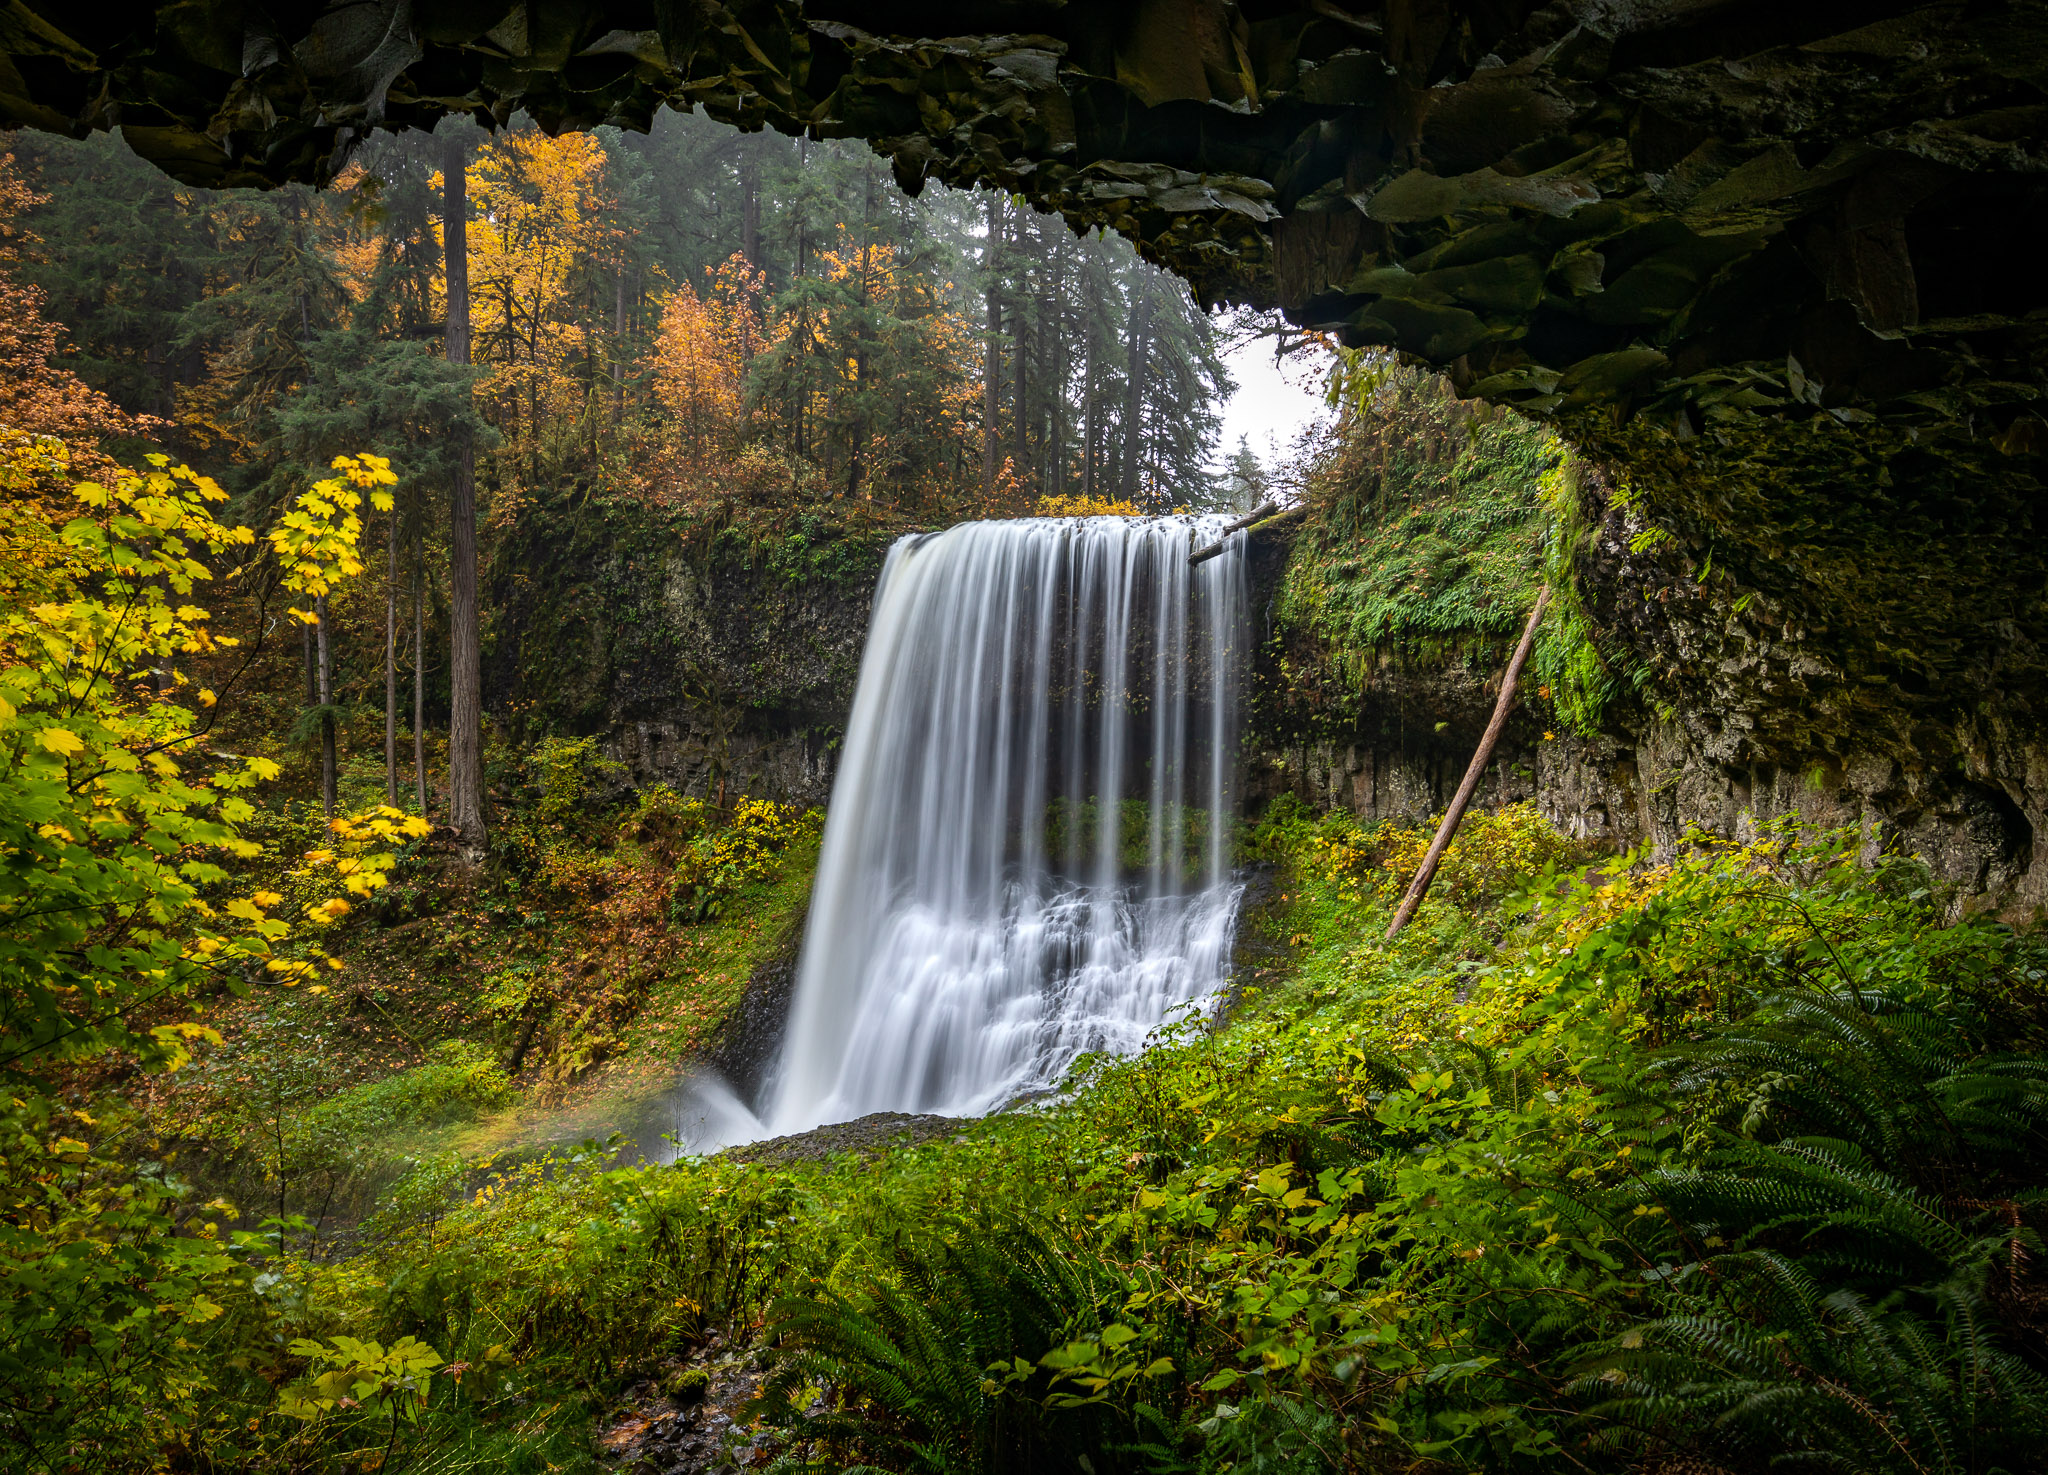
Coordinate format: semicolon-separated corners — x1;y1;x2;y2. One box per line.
1650;987;2048;1197
754;1214;1138;1475
1581;987;2048;1472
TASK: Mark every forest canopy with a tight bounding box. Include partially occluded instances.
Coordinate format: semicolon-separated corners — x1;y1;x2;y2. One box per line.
14;111;1235;521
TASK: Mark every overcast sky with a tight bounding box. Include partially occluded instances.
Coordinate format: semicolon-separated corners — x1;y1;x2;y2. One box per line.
1215;322;1333;472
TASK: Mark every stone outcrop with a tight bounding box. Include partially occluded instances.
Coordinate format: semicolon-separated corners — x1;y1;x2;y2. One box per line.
483;505;894;808
1249;493;2045;918
479;493;2040;915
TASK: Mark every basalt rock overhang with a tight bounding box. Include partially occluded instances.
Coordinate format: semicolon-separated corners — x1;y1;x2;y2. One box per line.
4;2;2045;441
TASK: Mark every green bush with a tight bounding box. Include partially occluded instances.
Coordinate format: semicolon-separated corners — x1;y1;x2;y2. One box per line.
668;797;821;923
755;1215;1156;1475
0;1095;288;1466
229;816;2046;1475
309;1040;515;1137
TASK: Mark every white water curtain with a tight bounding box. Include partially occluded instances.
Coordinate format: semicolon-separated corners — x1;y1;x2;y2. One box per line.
761;515;1250;1134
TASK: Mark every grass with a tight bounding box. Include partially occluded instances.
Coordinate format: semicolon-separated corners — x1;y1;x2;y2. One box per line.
617;825;819;1069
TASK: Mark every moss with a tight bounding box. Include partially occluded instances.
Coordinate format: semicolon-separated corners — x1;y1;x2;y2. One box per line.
1561;409;2048;755
664;1367;710;1401
1263;373;1620;739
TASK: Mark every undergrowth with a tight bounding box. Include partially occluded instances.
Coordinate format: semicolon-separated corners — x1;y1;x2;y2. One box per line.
111;805;2032;1474
23;789;2046;1472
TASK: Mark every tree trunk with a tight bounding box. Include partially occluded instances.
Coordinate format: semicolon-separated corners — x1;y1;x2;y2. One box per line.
384;518;397;806
847;168;874;499
1082;259;1098;499
740;146;762;275
982;193;1002;501
1384;590;1551;938
1040;270;1060;498
302;622;317;709
1012;283;1028;478
316;593;336;822
443;128;486;856
413;518;428;816
611;266;627;430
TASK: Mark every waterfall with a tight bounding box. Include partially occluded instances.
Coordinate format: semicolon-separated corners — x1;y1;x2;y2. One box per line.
689;515;1249;1146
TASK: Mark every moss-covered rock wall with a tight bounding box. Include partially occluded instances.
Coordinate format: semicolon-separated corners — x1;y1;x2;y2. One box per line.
488;451;2042;919
483;495;908;807
1245;383;2045;918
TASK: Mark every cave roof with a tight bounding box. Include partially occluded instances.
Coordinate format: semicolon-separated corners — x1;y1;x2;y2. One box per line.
2;2;2044;437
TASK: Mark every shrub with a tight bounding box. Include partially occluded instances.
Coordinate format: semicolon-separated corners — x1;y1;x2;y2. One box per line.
755;1215;1161;1475
1032;492;1140;518
308;1040;515;1134
668;798;820;923
1261;797;1584;912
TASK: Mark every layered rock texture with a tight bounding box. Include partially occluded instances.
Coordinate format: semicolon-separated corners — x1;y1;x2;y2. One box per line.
483;504;900;808
1258;497;2044;915
7;4;2043;438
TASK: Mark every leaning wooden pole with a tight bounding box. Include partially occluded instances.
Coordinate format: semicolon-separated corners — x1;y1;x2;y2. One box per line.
1384;588;1551;939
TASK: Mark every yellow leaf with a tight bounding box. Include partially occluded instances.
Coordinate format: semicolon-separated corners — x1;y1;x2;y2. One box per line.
199;688;217;707
37;728;83;756
152;1021;222;1044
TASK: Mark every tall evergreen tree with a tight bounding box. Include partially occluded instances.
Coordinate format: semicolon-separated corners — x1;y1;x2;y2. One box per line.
442;122;485;856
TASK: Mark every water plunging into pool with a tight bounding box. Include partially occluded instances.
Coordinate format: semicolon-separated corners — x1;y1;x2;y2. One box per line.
680;514;1249;1148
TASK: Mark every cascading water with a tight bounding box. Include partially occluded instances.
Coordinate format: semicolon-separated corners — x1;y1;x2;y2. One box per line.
681;515;1248;1148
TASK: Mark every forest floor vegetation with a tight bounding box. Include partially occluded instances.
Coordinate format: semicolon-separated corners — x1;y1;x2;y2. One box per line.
33;781;2041;1475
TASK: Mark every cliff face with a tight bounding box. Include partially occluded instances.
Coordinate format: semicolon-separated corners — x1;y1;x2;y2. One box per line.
493;487;2041;919
1246;486;2044;918
1564;476;2041;912
483;499;900;809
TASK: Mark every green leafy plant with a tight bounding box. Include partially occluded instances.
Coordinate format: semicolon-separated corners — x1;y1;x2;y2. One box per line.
755;1215;1162;1475
1576;986;2048;1472
669;797;820;923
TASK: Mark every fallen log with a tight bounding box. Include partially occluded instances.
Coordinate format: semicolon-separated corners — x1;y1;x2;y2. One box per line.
1384;588;1551;938
1189;503;1305;565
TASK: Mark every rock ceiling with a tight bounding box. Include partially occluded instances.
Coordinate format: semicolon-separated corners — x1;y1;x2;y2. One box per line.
4;2;2044;438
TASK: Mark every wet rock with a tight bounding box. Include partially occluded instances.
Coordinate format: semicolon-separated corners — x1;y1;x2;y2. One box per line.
598;1338;775;1475
722;1111;964;1167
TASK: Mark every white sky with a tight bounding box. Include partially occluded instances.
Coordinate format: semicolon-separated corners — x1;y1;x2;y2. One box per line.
1215;324;1333;472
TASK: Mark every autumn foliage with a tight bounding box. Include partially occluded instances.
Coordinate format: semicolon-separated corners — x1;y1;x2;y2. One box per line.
648;254;770;462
